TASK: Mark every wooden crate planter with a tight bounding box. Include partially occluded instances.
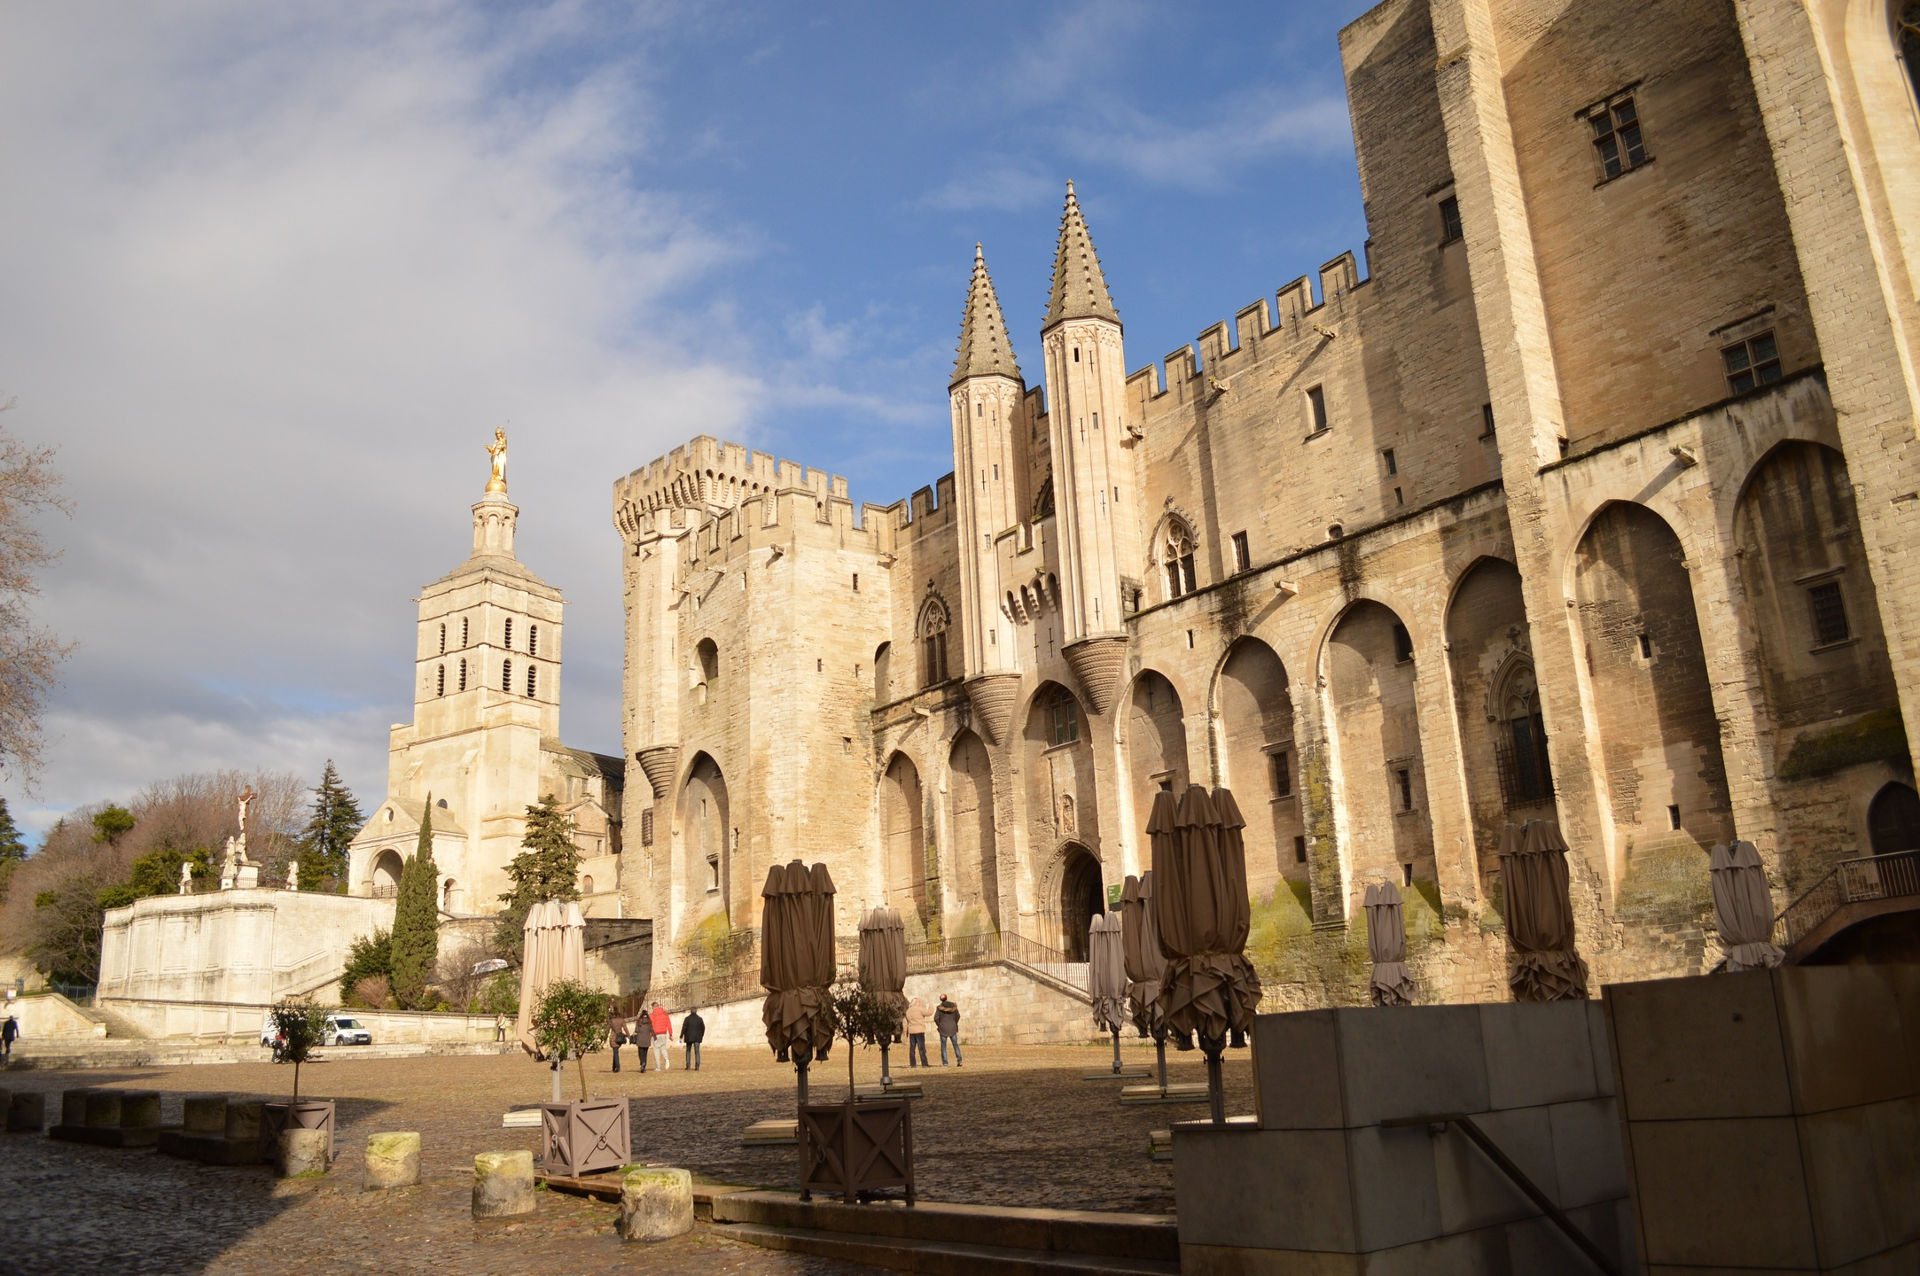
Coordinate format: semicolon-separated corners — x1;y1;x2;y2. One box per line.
260;1100;335;1162
799;1098;914;1204
539;1098;630;1178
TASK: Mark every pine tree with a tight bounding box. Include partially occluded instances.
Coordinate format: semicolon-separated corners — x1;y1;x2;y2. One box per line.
0;796;26;864
494;794;581;962
389;798;441;1010
296;760;363;892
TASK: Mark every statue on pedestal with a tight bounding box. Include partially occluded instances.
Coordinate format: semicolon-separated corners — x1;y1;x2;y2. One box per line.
179;862;193;895
486;427;509;494
219;837;239;890
286;861;300;891
234;785;256;865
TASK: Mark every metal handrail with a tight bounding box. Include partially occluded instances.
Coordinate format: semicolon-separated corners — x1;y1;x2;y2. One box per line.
1773;848;1920;947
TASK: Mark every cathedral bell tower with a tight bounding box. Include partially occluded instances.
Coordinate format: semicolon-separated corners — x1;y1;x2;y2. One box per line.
950;245;1026;746
1041;182;1138;716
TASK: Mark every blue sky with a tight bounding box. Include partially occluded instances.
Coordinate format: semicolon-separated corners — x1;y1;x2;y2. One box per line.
0;0;1376;838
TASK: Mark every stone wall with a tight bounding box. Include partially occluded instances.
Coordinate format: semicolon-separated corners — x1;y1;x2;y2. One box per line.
1;992;103;1041
96;996;502;1045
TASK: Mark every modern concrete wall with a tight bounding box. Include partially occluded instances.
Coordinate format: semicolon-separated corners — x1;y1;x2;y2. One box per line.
1174;1002;1634;1273
1605;963;1920;1273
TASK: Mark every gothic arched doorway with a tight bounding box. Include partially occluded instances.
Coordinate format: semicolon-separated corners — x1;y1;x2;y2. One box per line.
1868;782;1920;855
370;850;403;897
1058;845;1104;962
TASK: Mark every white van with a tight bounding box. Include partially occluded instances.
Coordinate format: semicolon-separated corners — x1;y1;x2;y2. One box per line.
323;1014;372;1047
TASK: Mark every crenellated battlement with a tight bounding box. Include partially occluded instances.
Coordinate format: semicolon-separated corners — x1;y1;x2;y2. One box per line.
612;435;851;524
1123;249;1370;410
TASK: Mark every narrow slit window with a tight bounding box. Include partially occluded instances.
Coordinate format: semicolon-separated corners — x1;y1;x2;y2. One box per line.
528;626;538;658
1402;863;1414;887
1438;195;1462;244
1382;448;1397;476
502;659;513;692
438;623;446;655
1480;403;1496;438
1392;623;1415;663
458;658;467;691
1306;385;1328;433
1638;633;1653;660
1231;531;1250;573
461;617;469;647
436;664;445;696
526;665;537;698
503;618;513;650
1396;768;1414;811
1667;804;1682;830
1270;750;1292;799
1293;836;1307;865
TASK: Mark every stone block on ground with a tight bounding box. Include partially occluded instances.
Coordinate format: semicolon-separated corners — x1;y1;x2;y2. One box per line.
118;1091;161;1129
182;1094;228;1133
619;1166;694;1241
5;1091;45;1133
83;1090;124;1129
60;1089;93;1128
364;1132;421;1190
275;1128;330;1177
472;1150;536;1218
225;1099;263;1142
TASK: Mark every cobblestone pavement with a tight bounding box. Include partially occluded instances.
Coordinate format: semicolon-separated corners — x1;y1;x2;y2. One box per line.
0;1040;1248;1274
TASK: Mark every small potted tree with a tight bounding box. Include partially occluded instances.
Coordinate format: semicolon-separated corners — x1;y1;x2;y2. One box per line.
261;999;335;1161
530;979;629;1178
799;982;913;1204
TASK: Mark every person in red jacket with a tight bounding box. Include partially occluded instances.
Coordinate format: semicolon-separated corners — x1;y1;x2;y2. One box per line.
648;1003;673;1072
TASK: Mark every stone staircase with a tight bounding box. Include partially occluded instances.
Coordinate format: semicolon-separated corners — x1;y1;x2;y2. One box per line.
702;1189;1179;1275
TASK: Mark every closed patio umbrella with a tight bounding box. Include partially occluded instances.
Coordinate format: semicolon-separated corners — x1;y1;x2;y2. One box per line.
1152;785;1263;1123
1120;874;1162;1038
858;906;908;1087
1362;881;1416;1006
1711;840;1783;971
762;859;837;1106
1498;819;1590;1001
1087;912;1128;1074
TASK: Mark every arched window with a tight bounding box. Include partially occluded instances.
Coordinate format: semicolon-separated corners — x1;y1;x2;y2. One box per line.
458;658;467;691
529;625;539;657
503;659;513;692
1491;655;1553;807
461;617;469;647
696;638;719;684
581;874;594;894
918;596;951;686
504;617;513;650
442;879;455;911
1159;519;1197;600
526;664;538;697
438;623;446;654
436;664;445;696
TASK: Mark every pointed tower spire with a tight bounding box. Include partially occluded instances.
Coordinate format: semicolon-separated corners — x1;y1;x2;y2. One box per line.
1043;180;1119;330
952;243;1022;387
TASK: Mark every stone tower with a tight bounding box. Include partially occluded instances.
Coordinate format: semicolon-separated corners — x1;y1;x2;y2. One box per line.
950;244;1026;746
1041;182;1139;717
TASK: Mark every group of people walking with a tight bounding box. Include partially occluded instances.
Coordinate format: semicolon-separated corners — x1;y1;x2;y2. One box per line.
610;1003;704;1073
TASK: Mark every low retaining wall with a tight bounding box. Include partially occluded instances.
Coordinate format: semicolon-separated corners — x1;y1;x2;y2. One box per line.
2;993;104;1041
673;961;1105;1050
97;996;501;1046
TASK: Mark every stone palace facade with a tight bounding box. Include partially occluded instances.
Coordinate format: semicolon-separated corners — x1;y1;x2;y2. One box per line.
615;0;1920;1000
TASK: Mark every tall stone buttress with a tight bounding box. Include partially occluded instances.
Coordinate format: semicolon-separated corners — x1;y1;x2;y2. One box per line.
1041;182;1138;716
950;245;1026;745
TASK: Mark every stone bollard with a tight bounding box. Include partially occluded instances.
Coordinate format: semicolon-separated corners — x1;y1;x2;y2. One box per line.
618;1167;694;1242
60;1089;93;1128
182;1094;227;1134
119;1091;161;1130
363;1132;421;1191
84;1090;124;1129
472;1151;536;1219
6;1091;45;1133
276;1128;330;1177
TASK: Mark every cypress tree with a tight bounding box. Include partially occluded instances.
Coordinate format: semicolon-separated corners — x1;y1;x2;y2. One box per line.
494;794;581;962
389;797;441;1010
297;760;363;892
0;796;26;864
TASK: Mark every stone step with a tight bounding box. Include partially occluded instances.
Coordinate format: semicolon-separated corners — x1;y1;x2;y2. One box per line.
1116;1082;1209;1106
708;1190;1179;1263
717;1221;1181;1275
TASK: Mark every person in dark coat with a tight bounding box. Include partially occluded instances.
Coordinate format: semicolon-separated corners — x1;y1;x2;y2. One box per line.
629;1012;655;1072
681;1007;705;1071
1;1014;17;1061
934;993;962;1066
609;1015;625;1072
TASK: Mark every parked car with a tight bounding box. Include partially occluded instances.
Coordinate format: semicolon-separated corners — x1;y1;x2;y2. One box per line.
322;1014;372;1047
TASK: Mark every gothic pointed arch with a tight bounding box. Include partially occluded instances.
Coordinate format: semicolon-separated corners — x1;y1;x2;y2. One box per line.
881;751;930;924
1151;513;1198;601
1215;636;1301;893
917;593;952;687
678;752;732;924
1325;598;1434;909
948;729;999;934
1124;670;1189;858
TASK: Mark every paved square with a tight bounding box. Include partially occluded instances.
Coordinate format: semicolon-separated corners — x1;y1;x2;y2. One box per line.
0;1040;1248;1273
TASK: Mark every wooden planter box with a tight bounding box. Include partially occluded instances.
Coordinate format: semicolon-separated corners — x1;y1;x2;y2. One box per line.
539;1098;630;1178
800;1098;914;1204
260;1100;335;1161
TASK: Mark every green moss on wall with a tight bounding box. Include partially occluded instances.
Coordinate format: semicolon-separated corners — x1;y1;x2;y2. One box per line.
1615;835;1712;926
1779;709;1909;781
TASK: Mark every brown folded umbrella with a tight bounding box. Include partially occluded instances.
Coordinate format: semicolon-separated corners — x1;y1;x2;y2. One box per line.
1153;785;1263;1043
857;906;908;1020
1498;819;1590;1001
1362;881;1415;1006
1710;840;1783;971
761;860;836;1060
1120;873;1163;1036
1087;912;1128;1033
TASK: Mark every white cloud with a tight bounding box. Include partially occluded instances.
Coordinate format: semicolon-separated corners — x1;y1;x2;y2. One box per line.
1061;90;1354;192
0;1;764;835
